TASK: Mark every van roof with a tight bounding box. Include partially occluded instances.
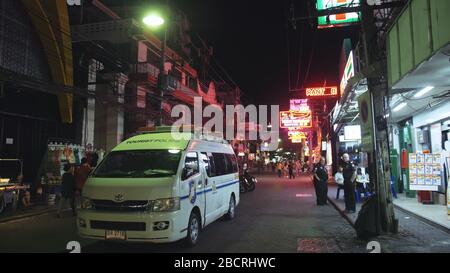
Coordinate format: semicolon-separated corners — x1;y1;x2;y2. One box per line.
112;132;192;152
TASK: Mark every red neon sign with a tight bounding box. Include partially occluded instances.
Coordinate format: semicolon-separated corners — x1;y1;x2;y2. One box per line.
306;86;338;98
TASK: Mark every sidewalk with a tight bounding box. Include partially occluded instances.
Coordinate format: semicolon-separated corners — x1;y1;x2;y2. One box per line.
0;204;57;224
394;193;450;232
327;184;361;226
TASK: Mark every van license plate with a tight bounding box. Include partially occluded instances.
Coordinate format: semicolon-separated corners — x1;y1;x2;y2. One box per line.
105;230;126;240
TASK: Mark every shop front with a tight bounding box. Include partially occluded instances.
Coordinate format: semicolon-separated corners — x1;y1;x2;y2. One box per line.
387;0;450;228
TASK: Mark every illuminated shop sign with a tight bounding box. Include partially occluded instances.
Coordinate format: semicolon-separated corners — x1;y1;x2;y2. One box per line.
317;0;360;29
280;110;313;129
288;130;307;144
306;86;338;98
290;99;310;112
340;50;355;96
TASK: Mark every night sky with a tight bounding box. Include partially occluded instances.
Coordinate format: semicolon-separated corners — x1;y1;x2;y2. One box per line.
173;0;360;108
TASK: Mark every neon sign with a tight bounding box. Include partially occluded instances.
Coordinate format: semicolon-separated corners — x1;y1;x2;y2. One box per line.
280;110;312;129
288;130;307;143
306;86;338;98
290;99;310;111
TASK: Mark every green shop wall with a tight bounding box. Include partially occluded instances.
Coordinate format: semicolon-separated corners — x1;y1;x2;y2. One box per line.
387;0;450;87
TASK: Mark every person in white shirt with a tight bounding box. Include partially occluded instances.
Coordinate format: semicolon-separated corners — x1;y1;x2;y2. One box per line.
335;166;344;185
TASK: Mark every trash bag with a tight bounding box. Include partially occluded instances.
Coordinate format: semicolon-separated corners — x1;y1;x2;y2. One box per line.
354;195;379;240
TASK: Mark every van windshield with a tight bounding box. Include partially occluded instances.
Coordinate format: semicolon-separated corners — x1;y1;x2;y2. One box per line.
92;150;181;178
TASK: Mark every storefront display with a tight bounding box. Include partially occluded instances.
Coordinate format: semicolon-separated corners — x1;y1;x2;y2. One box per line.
408;153;442;191
0;159;25;215
38;140;105;202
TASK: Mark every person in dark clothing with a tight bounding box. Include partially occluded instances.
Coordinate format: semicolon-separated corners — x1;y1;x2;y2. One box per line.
313;157;329;205
57;164;76;218
288;161;295;179
342;153;357;213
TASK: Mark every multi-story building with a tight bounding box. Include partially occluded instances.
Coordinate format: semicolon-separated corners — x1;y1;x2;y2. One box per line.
69;0;241;151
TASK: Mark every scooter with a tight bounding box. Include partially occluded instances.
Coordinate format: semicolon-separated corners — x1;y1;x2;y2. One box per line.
239;169;257;193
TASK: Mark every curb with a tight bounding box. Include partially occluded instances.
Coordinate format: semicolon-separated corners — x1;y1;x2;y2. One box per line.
0;207;56;224
327;196;356;228
394;204;450;234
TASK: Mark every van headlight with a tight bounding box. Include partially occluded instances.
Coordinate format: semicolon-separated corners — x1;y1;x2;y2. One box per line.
80;197;93;209
151;198;180;212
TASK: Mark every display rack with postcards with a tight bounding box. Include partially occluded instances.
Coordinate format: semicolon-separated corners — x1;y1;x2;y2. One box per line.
409;153;442;192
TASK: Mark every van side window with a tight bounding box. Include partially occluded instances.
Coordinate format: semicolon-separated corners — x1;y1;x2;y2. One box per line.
226;154;239;173
207;153;216;177
183;152;199;180
201;152;216;177
212;153;226;176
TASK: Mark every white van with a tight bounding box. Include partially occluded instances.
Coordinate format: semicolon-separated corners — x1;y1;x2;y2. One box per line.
77;129;239;246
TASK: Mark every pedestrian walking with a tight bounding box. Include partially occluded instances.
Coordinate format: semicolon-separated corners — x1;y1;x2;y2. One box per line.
342;153;357;213
57;164;76;218
288;161;295;179
277;162;283;178
313;157;328;206
296;160;301;176
284;162;289;178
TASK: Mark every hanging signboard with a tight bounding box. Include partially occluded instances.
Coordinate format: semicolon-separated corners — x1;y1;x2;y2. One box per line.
305;86;339;98
409;153;442;191
358;91;374;152
317;0;361;29
288;130;307;144
280;110;312;129
290;99;310;112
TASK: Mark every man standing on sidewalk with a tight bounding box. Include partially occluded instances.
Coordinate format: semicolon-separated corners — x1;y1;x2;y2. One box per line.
313;157;328;206
342;153;356;213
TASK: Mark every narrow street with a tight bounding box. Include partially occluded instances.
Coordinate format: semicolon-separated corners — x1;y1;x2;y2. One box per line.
1;173;448;253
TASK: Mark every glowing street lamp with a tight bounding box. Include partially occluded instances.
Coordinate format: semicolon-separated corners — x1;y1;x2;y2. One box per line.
143;14;165;28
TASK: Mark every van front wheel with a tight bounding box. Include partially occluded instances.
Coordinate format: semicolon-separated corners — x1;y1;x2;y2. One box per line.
185;212;200;247
224;195;236;220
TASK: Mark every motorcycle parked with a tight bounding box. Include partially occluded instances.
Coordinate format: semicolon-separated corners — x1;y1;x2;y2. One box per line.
239;169;257;193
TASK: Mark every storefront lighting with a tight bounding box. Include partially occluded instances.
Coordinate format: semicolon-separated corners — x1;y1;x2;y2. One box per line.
414;86;434;98
393;102;407;112
168;149;181;154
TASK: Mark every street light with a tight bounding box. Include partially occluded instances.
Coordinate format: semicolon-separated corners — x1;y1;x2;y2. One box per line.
143;12;167;126
143;14;165;27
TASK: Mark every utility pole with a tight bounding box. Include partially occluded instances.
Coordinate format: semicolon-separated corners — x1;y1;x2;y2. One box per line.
359;0;397;234
156;0;169;127
157;23;167;126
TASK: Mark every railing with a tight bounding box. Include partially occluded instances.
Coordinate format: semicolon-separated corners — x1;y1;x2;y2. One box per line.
129;63;160;79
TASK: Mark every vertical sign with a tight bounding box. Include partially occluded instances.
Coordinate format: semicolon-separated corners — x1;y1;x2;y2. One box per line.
340;51;355;97
358;91;374;152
